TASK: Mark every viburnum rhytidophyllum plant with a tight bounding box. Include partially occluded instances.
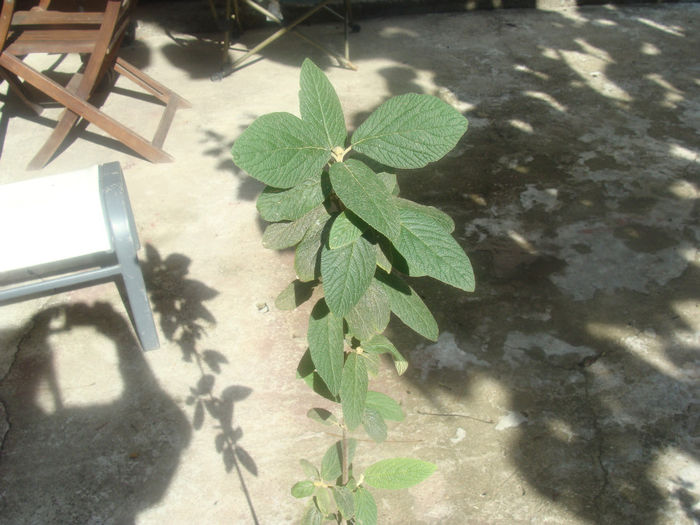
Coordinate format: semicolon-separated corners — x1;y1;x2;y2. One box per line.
232;59;473;524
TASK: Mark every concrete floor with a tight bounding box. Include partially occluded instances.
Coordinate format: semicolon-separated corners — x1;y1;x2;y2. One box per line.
1;2;699;523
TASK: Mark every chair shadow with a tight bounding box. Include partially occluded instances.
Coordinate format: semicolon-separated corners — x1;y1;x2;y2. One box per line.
0;302;191;524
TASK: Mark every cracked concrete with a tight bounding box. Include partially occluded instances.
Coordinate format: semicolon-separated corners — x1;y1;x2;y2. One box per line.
1;2;699;523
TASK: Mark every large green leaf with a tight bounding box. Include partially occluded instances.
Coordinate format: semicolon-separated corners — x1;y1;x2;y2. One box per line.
301;502;323;525
363;458;437;489
353;487;377;525
340;352;368;430
351;93;468;169
232;112;331;189
362;407;387;443
375;271;438;341
328;211;366;249
344;280;390;341
300;59;347;150
321;235;376;318
365;390;405;421
394;203;474;291
395;197;454;232
329;160;401;242
363;334;408;375
262;205;329;250
321;439;357;482
308;299;344;397
256;174;329;222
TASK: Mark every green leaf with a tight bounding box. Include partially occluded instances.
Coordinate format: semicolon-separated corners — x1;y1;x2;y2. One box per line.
275;279;316;310
300;459;320;479
394;203;474;291
321;235;376;318
295;215;328;282
232;112;331;189
332;486;355;519
395;197;454;232
344;280;390;341
329;160;401;242
256;175;329;222
363;458;437;489
300;59;347;150
307;408;338;426
362;407;388;443
353;487;378;525
363;351;380;377
363;334;409;376
365;391;405;421
321;439;357;482
351;93;468;169
262;205;329;250
340;352;368;430
292;480;316;498
301;501;323;525
375;271;439;341
329;211;366;249
297;349;338;402
308;299;344;397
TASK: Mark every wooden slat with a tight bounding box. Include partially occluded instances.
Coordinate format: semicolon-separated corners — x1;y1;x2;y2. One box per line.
11;11;104;25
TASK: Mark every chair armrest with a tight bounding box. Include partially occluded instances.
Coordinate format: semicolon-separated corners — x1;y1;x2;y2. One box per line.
0;0;16;48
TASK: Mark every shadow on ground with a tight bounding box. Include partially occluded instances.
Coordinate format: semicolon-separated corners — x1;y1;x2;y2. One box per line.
0;302;191;523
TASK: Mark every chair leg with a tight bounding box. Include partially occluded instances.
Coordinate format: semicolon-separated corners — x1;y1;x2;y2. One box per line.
100;162;160;351
0;54;173;169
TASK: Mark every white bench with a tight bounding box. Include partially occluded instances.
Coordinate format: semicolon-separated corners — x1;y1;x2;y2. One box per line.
0;163;159;350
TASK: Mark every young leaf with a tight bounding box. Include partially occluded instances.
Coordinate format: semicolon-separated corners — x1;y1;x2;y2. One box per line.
300;59;347;150
295;216;328;282
375;243;392;273
307;408;338;426
314;487;335;516
394;204;474;291
329;211;366;249
321;439;357;482
375;271;439;341
292;480;316;498
232;112;331;189
363;458;437;489
376;171;398;195
275;279;316;310
308;299;344;397
351;93;468;169
262;205;329;250
301;501;323;525
353;487;378;525
365;391;405;422
362;407;388;443
328;160;401;242
331;486;355;520
297;349;338;402
394;197;455;232
300;459;320;479
256;175;328;222
363;334;409;376
321;235;376;318
340;352;369;430
344;280;390;341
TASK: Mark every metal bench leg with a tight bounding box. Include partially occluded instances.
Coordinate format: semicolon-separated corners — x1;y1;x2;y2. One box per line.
100;162;160;351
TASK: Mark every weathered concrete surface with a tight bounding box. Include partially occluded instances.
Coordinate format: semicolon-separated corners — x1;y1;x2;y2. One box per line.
1;3;699;524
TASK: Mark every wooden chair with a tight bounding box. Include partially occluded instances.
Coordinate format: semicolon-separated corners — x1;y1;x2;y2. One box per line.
0;0;190;169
